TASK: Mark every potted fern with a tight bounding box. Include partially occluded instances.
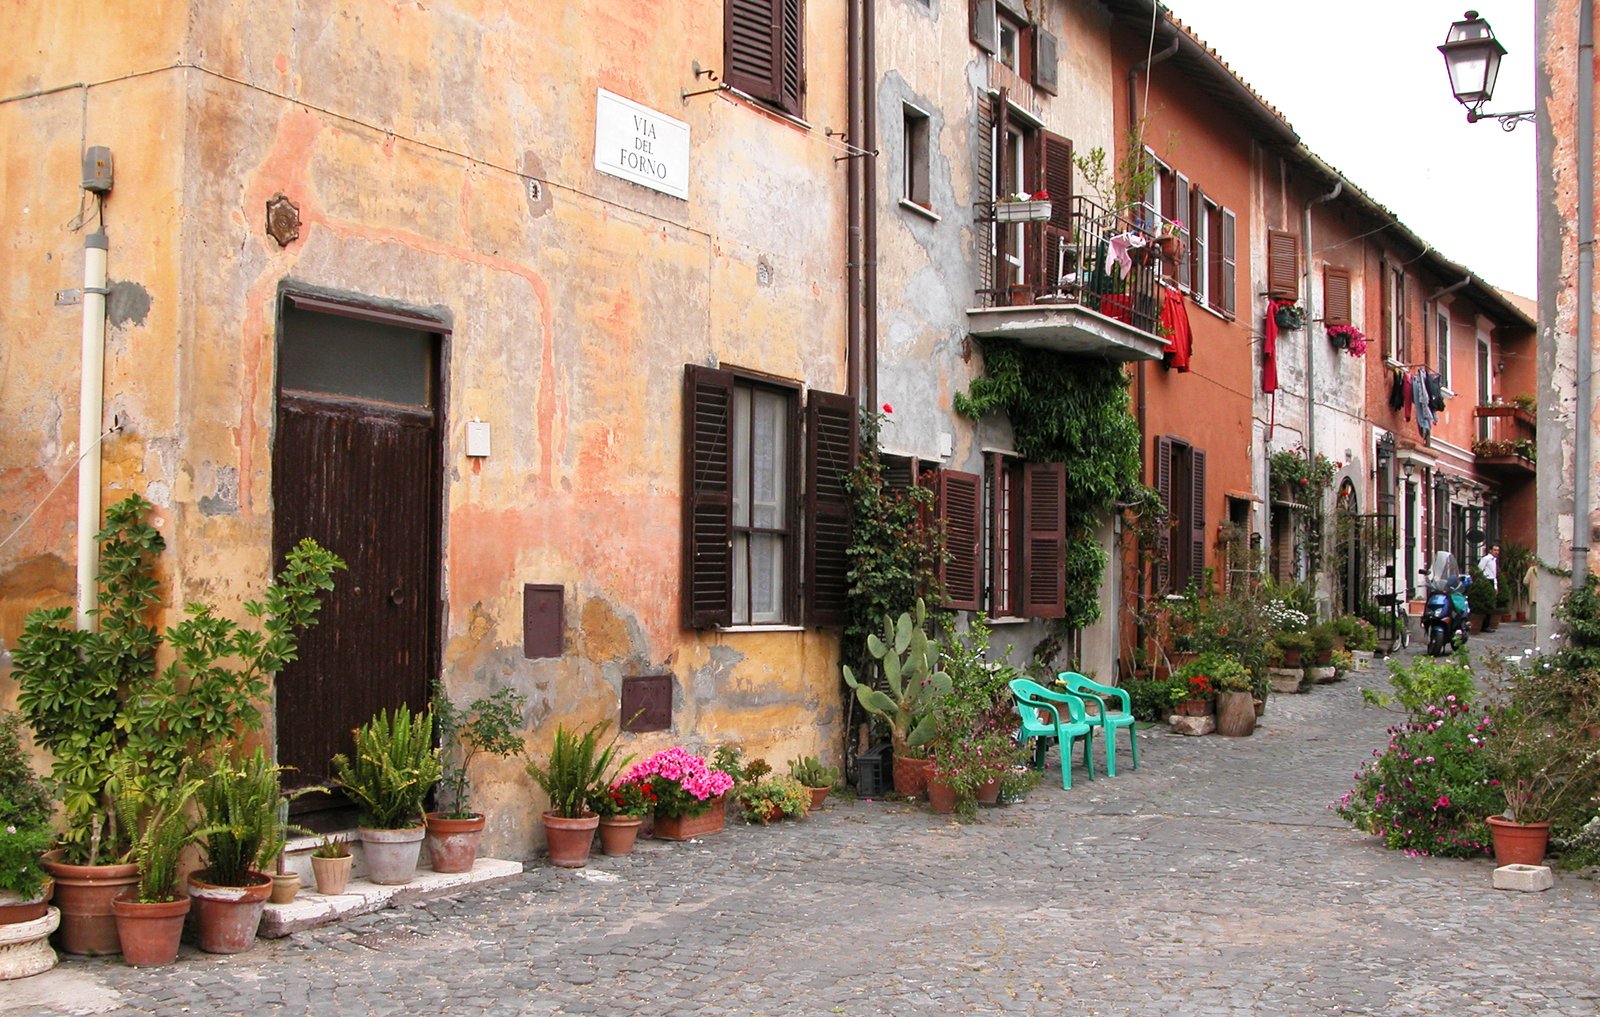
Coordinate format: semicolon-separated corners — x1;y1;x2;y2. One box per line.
188;749;292;954
428;687;528;873
332;705;442;885
524;720;631;868
107;756;203;966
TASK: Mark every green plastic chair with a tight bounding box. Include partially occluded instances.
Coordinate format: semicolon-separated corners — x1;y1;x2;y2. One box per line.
1057;671;1139;777
1008;677;1095;789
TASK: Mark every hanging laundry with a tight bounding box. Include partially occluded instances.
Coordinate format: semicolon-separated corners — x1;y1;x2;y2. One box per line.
1425;369;1446;412
1389;368;1406;411
1261;298;1284;394
1413;369;1435;438
1403;372;1414;421
1160;285;1193;372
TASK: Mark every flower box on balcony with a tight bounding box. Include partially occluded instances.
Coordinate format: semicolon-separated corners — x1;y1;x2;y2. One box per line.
995;199;1052;223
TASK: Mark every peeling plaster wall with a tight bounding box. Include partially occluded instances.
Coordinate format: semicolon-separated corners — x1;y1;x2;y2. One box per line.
1;0;853;859
873;0;1120;677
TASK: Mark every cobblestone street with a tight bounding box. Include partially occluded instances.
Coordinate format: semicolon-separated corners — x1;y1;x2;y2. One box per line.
9;622;1596;1017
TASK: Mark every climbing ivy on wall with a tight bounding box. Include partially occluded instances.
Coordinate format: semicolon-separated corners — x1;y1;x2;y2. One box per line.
954;341;1146;628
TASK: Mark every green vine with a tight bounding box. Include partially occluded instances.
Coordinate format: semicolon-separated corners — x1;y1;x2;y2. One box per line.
954;342;1145;629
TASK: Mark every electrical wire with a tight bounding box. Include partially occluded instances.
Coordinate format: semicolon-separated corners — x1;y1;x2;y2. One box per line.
0;426;120;555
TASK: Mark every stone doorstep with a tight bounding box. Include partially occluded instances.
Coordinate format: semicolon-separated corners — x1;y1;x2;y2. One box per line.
258;858;523;938
1492;863;1555;893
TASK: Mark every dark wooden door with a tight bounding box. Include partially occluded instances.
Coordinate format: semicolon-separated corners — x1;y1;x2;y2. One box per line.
272;300;442;811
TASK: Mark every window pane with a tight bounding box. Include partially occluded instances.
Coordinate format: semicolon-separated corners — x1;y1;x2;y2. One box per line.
749;533;784;623
280;305;436;407
730;382;792;625
751;389;786;529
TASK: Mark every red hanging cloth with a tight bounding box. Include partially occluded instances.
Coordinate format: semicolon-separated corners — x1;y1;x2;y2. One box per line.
1261;299;1281;394
1160;286;1192;372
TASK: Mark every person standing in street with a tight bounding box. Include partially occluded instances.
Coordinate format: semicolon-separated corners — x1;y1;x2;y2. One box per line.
1478;544;1501;632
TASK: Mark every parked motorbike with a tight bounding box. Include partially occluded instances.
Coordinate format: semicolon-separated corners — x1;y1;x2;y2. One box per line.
1419;551;1471;656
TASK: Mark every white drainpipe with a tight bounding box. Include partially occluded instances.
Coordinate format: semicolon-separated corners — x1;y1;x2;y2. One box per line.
76;227;108;631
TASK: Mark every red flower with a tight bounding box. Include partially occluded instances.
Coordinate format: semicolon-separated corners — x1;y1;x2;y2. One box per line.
882;403;894;414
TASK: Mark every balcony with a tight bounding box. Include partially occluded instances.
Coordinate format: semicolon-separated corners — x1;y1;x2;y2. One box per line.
967;196;1171;363
1472;403;1536;478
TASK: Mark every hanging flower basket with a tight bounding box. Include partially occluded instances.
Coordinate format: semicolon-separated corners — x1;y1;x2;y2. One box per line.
1274;304;1306;330
995;190;1052;222
1326;324;1368;357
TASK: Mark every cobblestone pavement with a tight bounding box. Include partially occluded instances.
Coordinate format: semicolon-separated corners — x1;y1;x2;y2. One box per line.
10;621;1597;1017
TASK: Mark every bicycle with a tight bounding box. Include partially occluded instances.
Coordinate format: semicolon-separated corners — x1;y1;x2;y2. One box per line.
1374;592;1412;652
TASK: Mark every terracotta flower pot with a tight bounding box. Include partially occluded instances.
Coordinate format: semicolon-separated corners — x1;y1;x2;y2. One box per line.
926;776;957;815
543;811;600;867
360;825;426;885
975;778;1001;807
187;869;271;955
310;853;353;896
0;882;52;927
653;797;727;841
425;812;486;874
1486;816;1551;867
0;907;59;980
269;871;300;905
41;850;139;956
892;755;931;799
1175;697;1214;718
806;785;832;811
111;894;189;967
597;816;643;856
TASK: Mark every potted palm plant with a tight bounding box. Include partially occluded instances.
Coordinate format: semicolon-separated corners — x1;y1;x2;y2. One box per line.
332;705;442;885
524;720;632;868
107;756;203;966
188;749;291;954
428;687;527;873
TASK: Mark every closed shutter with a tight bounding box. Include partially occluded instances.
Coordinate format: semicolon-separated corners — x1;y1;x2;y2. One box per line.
1266;228;1299;300
1041;131;1074;296
683;365;735;628
726;0;803;116
1174;173;1191;291
881;454;917;492
1033;27;1059;94
976;92;996;302
1324;267;1352;325
971;0;998;54
1189;448;1208;583
1220;209;1237;317
939;469;983;611
1155;436;1174;594
1021;462;1066;618
804;391;856;627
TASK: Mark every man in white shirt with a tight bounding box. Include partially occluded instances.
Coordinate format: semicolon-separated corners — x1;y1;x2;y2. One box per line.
1478;544;1501;632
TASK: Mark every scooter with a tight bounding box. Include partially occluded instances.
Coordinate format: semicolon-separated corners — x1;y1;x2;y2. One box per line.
1419;551;1471;657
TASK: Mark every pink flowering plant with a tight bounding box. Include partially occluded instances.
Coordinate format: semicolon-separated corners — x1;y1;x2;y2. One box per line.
1326;324;1368;357
618;747;735;819
1334;698;1502;857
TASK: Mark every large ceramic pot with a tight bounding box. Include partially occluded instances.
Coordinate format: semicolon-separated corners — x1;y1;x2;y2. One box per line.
1214;691;1257;737
542;812;600;867
187;869;271;955
0;882;52;927
891;755;930;799
111;894;189;967
653;796;727;841
360;825;426;885
0;907;59;980
805;785;832;811
425;813;486;874
926;776;957;815
310;853;353;896
1486;816;1551;867
974;778;1001;807
597;816;643;857
41;850;139;956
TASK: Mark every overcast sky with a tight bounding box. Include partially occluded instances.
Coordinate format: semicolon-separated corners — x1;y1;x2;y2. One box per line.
1163;0;1537;297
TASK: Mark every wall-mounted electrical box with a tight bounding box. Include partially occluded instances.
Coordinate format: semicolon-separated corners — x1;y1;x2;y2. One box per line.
466;419;491;457
82;147;113;193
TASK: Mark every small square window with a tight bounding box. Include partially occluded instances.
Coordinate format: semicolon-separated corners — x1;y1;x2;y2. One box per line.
903;105;930;209
998;11;1023;69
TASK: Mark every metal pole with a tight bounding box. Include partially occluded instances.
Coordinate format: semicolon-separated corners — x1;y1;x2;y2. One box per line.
75;228;108;630
1573;0;1594;591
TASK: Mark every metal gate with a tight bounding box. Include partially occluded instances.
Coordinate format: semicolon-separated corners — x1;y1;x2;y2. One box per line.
1335;511;1400;644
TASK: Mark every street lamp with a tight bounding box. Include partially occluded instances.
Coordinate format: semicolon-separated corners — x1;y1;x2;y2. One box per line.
1437;10;1535;130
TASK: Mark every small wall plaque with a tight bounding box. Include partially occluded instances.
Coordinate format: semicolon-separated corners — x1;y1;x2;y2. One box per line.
523;584;563;659
621;674;673;732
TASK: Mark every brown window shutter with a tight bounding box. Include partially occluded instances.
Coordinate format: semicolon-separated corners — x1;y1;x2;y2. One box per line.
1266;228;1299;300
881;454;916;492
726;0;780;107
682;365;735;629
804;391;856;627
1021;462;1066;619
1155;436;1173;594
975;93;996;300
1220;209;1238;317
1033;27;1059;94
1324;267;1352;326
1026;129;1047;296
1189;448;1207;584
1042;131;1073;228
1399;272;1411;359
1174;173;1191;290
1188;185;1204;289
777;0;804;116
938;469;983;611
1381;260;1394;357
971;0;998;54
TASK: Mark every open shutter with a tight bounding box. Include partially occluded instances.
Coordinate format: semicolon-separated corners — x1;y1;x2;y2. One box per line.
1324;266;1352;325
1033;27;1059;94
1188;186;1206;295
971;0;998;54
1026;129;1048;297
1219;209;1238;317
1174;173;1191;290
1021;462;1066;619
777;0;804;116
1040;130;1073;295
939;470;983;611
1398;271;1411;360
725;0;779;106
976;91;997;301
1266;228;1299;300
1381;260;1394;358
1155;436;1173;594
682;366;735;628
804;391;856;627
1189;448;1207;583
